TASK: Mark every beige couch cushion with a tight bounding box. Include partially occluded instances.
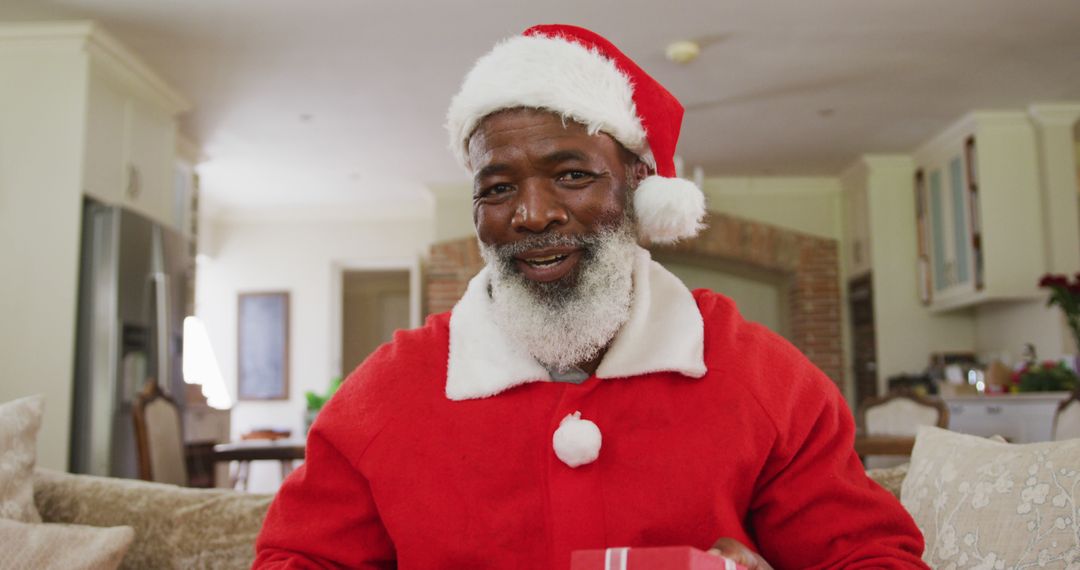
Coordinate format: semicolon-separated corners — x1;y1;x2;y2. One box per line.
34;469;272;570
0;395;44;523
866;463;908;499
0;518;133;570
902;426;1080;568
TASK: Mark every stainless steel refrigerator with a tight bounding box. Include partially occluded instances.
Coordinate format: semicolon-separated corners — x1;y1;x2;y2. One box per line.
71;198;191;478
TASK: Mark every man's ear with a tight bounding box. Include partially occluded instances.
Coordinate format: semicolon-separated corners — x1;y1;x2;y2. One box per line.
629;159;650;189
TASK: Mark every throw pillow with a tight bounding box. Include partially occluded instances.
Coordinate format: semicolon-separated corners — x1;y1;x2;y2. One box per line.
0;518;134;570
901;426;1080;568
0;395;44;523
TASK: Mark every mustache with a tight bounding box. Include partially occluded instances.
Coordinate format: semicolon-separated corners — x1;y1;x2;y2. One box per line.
486;232;602;261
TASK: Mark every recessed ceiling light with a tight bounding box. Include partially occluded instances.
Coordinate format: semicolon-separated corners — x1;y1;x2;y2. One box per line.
665;40;701;64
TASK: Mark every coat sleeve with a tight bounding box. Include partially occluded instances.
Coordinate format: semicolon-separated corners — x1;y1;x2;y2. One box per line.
252;423;396;569
746;363;929;570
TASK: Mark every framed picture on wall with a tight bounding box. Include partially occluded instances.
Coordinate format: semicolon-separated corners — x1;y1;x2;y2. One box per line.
237;291;290;400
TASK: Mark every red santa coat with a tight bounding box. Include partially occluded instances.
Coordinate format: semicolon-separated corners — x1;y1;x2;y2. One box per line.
254;249;927;569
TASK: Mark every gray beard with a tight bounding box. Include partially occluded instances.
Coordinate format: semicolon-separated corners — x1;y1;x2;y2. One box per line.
480;224;638;372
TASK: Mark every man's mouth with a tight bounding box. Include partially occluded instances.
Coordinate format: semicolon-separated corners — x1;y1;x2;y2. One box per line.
514;248;583;283
524;253;569;267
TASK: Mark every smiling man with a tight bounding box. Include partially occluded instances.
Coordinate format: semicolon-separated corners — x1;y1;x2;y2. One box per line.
254;25;928;570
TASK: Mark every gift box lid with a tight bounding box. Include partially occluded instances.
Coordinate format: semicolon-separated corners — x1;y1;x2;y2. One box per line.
570;546;746;570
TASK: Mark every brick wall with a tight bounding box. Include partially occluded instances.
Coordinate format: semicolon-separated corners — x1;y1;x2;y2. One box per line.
425;211;843;386
427;237;484;316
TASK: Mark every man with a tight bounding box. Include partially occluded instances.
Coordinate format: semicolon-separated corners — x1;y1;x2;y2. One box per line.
254;25;927;569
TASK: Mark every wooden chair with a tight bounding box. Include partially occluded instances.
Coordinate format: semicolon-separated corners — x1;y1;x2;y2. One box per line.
856;390;949;467
132;379;188;486
1053;390;1080;441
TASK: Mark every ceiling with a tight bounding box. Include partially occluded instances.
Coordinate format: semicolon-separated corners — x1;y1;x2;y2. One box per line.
2;0;1079;217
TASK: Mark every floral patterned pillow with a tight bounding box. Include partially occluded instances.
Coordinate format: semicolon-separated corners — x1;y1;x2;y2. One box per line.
0;395;44;523
901;426;1080;569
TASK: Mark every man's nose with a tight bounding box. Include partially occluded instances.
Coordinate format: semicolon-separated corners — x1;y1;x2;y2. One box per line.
511;181;568;233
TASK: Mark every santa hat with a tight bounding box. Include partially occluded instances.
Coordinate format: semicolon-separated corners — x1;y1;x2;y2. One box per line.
446;24;705;244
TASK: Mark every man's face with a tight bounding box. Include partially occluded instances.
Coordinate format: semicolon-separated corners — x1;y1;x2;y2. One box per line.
468;108;643;289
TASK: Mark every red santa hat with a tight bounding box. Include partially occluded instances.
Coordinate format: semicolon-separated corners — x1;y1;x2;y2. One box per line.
446;24;705;244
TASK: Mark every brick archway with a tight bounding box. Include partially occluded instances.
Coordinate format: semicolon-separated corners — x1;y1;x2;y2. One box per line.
426;212;842;386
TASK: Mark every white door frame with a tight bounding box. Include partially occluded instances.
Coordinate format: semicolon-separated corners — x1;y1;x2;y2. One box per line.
328;257;421;377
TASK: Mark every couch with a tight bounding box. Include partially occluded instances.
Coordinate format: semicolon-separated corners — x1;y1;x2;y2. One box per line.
25;462;908;569
32;468;272;569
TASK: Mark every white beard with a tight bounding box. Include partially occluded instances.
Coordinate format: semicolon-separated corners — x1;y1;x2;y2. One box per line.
480;225;638;372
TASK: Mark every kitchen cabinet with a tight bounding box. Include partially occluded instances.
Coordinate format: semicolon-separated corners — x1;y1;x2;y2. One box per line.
913;112;1044;311
79;29;187;229
944;393;1067;443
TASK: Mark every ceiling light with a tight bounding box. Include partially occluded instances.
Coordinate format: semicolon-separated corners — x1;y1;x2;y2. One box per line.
665;40;701;64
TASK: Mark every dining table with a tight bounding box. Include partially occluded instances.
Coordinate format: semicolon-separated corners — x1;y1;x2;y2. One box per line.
212;438;306;491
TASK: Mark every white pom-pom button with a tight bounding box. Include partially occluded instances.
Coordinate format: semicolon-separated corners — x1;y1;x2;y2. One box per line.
552;411;602;468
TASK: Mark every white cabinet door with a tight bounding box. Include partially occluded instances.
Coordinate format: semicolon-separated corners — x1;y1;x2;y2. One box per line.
123;96;176;226
947;397;1061;443
922;153;977;308
82;70;126;204
82;61;179;229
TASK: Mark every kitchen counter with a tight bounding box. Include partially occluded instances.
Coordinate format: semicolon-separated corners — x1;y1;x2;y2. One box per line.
941;392;1070;442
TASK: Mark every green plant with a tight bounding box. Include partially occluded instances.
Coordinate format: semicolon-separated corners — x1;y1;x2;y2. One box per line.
305;377;343;412
1012;360;1078;393
1039;274;1080;351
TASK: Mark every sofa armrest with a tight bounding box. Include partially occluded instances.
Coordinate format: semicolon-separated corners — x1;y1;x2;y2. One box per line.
865;462;909;500
33;468;272;570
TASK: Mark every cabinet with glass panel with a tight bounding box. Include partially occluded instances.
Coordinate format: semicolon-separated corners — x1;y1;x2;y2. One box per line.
913;112;1044;311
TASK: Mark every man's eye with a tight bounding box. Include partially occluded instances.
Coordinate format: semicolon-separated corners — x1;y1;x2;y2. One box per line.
479;183;513;198
559;171;593;183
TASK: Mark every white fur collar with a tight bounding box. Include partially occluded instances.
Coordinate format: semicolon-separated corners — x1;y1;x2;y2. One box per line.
445;247;706;401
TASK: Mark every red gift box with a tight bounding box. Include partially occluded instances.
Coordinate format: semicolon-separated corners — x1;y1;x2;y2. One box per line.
570;546;747;570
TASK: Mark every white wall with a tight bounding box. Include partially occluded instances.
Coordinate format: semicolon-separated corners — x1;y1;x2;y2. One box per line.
975;301;1068;365
701;177;843;240
0;45;88;470
195;212;433;492
428;183;475;242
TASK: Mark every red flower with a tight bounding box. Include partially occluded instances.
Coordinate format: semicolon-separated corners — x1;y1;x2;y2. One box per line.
1040;274;1069;288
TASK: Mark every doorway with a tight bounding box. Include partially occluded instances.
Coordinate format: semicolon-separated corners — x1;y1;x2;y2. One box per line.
341;270;411;374
848;273;878;405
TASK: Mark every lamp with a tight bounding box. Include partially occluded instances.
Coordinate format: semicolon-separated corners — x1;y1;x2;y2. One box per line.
182;316;232;409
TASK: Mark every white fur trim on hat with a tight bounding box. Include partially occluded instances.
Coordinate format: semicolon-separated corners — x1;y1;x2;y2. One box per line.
633;175;706;243
552;411;602;468
446;34;654;171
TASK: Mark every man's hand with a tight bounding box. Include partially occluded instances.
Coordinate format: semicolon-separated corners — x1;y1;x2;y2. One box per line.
708;538;774;570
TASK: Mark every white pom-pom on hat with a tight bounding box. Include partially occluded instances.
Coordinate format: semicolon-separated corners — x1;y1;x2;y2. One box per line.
633;175;706;244
552;411;602;468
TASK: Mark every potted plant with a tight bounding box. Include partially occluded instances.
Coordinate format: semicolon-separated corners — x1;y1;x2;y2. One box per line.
1012;360;1078;393
1039;273;1080;352
304;377;343;433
